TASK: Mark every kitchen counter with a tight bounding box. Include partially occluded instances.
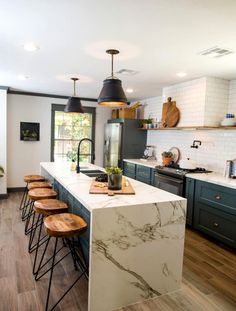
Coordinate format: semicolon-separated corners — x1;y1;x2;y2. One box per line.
40;162;186;311
187;172;236;190
123;158;161;168
124;159;236;190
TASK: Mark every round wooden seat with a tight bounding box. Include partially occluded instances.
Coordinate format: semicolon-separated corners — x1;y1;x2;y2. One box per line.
34;199;68;216
28;182;52;191
24;175;45;183
44;213;87;238
28;188;57;201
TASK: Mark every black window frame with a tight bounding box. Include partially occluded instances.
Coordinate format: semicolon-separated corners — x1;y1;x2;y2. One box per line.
51;103;96;162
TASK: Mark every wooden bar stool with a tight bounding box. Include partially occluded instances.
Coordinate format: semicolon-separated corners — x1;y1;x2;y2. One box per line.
30;199;68;267
25;188;57;235
19;175;45;211
35;213;88;311
21;181;52;221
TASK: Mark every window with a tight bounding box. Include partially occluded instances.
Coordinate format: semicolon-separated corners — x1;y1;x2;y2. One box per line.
51;104;95;163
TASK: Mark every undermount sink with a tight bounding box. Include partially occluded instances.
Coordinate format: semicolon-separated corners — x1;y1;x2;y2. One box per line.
81;169;105;177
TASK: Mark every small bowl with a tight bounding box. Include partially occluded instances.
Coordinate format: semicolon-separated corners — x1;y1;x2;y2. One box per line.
220;118;236;126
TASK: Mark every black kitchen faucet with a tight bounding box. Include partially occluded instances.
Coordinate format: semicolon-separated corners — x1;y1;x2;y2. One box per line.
190;140;202;149
76;138;95;173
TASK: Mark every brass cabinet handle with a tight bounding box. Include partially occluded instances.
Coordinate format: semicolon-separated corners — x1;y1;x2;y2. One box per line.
213;222;219;227
215;195;221;200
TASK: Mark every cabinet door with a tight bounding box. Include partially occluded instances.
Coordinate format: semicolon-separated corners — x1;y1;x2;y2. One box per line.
136;164;152;184
194;202;236;248
184;178;195;226
73;199;91;266
195;180;236;215
123;161;136;179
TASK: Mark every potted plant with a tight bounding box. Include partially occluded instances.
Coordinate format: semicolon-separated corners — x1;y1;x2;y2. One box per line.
0;166;4;177
161;151;173;166
139;118;153;129
105;167;123;190
66;149;77;171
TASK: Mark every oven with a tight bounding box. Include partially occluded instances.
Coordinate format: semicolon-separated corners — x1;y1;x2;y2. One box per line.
154;172;184;196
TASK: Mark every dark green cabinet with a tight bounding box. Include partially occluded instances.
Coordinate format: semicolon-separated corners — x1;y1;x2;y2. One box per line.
123;161;136;179
184;178;195;226
123;161;155;185
136;164;152;184
193;180;236;248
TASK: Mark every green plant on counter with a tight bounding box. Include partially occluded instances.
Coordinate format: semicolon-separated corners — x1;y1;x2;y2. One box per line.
162;151;173;158
0;166;4;177
105;167;123;175
66;149;77;162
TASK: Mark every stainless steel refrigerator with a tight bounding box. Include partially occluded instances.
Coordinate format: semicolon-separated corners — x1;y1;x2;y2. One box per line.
104;119;147;168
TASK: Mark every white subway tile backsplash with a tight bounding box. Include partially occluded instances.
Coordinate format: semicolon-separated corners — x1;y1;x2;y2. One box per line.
139;77;236;174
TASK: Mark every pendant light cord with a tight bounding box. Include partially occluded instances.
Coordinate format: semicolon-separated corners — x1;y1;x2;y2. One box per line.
111;53;114;78
73;79;76;96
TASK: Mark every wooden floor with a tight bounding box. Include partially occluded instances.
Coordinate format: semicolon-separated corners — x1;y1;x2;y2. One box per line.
0;193;236;311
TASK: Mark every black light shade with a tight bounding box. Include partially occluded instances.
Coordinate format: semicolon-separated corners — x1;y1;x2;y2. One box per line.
98;78;127;106
64;77;84;113
64;96;84;113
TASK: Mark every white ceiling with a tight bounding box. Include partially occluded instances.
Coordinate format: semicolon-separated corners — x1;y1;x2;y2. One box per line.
0;0;236;101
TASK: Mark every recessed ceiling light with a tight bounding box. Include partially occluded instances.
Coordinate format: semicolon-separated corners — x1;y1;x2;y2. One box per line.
126;88;134;93
56;74;93;83
17;74;29;80
23;42;40;52
176;72;187;77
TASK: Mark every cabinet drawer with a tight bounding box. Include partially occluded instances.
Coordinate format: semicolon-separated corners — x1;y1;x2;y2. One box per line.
123;162;136;176
195;180;236;215
194;203;236;248
136;165;152;184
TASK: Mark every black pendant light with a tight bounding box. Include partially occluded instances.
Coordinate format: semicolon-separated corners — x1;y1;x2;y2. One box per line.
64;77;84;113
98;49;128;107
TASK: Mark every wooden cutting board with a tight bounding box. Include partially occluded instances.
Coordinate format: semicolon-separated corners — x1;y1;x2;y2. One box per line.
89;177;135;195
162;97;180;127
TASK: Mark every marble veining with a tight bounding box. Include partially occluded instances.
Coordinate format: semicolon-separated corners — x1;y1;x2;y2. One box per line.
40;162;186;311
90;200;186;311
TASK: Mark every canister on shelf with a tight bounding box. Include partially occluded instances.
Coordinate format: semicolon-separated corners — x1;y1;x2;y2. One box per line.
224;160;232;178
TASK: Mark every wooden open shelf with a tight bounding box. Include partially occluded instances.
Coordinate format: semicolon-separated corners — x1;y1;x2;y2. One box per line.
139;126;236;131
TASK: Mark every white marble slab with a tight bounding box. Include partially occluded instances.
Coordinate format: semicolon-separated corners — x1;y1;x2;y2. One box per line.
89;200;186;311
187;172;236;189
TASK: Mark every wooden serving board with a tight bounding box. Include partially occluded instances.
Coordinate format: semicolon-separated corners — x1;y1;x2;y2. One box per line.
89;177;135;195
162;97;180;127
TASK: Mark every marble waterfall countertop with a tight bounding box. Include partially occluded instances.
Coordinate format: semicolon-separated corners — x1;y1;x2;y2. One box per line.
40;162;187;311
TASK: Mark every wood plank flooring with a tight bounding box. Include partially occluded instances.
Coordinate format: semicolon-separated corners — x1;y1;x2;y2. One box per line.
0;193;236;311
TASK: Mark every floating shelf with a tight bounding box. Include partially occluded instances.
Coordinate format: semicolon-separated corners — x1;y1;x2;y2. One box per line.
139;126;236;131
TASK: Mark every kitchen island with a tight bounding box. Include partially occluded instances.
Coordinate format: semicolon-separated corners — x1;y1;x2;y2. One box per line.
40;162;187;311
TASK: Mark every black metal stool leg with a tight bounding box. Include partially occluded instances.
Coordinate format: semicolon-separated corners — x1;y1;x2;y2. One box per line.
19;184;28;210
66;238;79;271
45;237;58;311
21;197;31;221
24;201;34;234
32;215;50;274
